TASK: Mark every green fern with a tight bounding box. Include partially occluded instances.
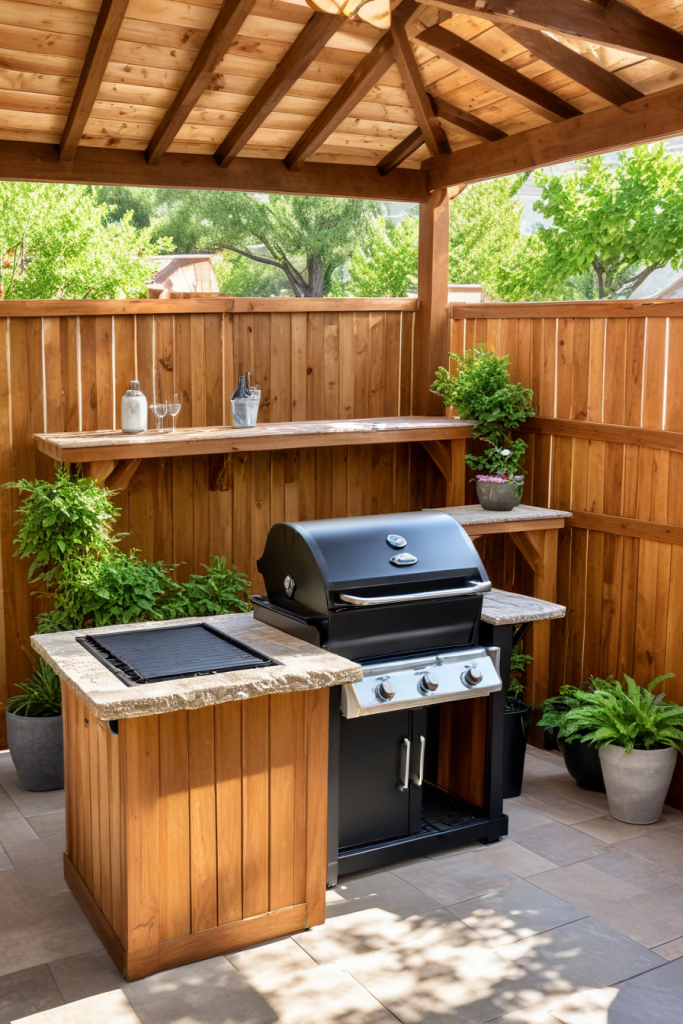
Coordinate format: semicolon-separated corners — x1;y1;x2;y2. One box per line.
556;673;683;754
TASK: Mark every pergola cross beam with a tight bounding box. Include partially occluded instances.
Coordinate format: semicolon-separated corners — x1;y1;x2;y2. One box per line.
392;23;451;157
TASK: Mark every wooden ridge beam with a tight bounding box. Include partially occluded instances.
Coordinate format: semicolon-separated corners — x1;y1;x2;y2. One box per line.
417;25;580;122
502;24;641;107
427;0;683;67
392;23;451;157
0;141;428;204
430;95;506;141
60;0;130;161
146;0;257;165
284;0;424;172
378;127;424;174
215;11;345;168
424;80;683;190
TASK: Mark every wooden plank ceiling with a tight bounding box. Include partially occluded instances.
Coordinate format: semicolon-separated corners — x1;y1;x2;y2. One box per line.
1;0;683;197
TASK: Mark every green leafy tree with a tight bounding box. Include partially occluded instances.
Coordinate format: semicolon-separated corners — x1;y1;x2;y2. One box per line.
213;250;291;297
0;183;161;299
527;144;683;299
335;214;419;297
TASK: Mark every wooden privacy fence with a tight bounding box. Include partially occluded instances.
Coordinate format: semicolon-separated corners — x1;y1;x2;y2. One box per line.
0;296;456;746
450;297;683;806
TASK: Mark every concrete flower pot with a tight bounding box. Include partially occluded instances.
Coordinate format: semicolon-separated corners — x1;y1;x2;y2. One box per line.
6;711;64;791
476;479;516;511
599;743;677;824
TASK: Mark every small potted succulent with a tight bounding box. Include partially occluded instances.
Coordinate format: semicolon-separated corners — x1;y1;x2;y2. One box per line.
4;658;64;791
556;673;683;824
503;644;533;798
538;682;606;792
432;346;534;511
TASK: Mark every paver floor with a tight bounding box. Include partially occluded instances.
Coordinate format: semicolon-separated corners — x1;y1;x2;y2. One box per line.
2;746;683;1023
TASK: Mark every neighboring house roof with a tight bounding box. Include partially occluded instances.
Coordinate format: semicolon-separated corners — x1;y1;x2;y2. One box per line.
650;273;683;300
148;255;219;297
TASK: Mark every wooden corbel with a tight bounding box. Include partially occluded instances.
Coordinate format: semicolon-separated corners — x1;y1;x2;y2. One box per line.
77;458;141;490
420;438;466;506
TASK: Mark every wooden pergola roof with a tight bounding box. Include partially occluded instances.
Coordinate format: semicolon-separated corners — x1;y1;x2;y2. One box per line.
2;0;683;201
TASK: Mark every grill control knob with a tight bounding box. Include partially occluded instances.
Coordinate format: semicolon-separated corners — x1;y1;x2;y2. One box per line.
376;678;396;701
419;672;438;694
464;666;483;687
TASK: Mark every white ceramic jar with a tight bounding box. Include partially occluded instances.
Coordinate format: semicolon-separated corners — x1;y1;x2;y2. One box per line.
121;380;148;433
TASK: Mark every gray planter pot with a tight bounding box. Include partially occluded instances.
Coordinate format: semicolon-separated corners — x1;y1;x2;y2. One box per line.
476;479;516;511
599;743;677;824
6;711;64;791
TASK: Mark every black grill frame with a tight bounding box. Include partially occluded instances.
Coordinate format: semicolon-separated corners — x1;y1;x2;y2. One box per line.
77;622;278;687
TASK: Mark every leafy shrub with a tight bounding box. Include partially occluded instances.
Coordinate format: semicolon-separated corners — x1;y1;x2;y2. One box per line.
539;674;683;753
506;643;532;710
6;659;61;717
431;347;534;481
164;557;250;618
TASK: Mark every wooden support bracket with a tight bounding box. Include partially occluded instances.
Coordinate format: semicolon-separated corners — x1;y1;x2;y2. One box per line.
510;530;544;573
77;458;141;490
421;438;466;506
209;453;233;492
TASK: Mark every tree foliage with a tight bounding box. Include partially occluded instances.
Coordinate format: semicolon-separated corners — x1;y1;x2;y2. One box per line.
526;144;683;299
333;214;419;297
0;183;161;299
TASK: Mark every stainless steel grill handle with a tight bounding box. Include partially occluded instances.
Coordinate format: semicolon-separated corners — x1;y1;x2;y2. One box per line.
411;735;425;787
339;580;491;607
398;737;411;792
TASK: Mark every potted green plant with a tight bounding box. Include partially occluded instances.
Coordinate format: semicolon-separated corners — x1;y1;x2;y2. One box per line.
4;658;63;791
558;673;683;824
432;347;535;511
538;683;606;792
503;644;533;798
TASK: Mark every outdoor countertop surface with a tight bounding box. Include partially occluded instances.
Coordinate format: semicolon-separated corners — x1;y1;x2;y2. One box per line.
481;588;566;626
32;613;362;721
434;504;573;526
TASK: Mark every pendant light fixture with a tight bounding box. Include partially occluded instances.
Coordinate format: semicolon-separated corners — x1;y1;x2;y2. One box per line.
305;0;391;30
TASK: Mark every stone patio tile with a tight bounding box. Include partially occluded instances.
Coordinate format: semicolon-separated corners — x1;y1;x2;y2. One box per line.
496;917;665;987
475;838;558;878
1;834;66;869
522;753;567;782
0;843;12;871
528;862;645;909
0;892;103;977
567;884;683;949
0;791;40;846
662;823;683;842
0;965;63;1024
515;783;606;826
446;880;586;946
572;811;683;844
336;912;575;1024
392;852;519;905
329;868;444;919
511;823;608;865
551;955;683;1024
504;802;555;834
549;987;619;1024
25;812;66;839
527;775;610;814
651;935;683;960
227;936;318;978
12;858;70;900
0;868;31;906
245;960;398;1023
11;990;141;1024
615;830;683;873
424;841;484;860
581;849;682;890
48;950;128;1003
0;762;65;818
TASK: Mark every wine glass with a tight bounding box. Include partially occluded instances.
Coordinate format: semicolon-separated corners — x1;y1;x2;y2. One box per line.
152;399;168;431
168;393;182;432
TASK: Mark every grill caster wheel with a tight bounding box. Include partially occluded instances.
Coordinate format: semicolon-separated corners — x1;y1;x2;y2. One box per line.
480;836;501;845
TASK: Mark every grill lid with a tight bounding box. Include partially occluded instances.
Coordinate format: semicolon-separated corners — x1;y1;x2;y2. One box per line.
256;511;488;616
77;623;277;687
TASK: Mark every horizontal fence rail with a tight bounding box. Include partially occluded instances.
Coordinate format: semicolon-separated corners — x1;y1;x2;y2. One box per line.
0;300;444;746
451;300;683;807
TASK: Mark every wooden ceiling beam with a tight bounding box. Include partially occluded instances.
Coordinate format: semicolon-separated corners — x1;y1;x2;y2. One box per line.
425;0;683;67
214;11;345;168
0;141;428;203
417;25;581;122
146;0;257;166
502;24;641;107
59;0;130;161
429;95;506;141
284;0;425;172
423;80;683;191
378;126;425;175
392;23;451;157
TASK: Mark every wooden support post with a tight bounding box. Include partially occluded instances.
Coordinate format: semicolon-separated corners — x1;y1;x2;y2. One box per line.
511;528;560;711
413;188;451;417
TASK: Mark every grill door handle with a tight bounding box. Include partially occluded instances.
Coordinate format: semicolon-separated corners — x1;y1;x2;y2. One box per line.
398;737;411;792
411;735;426;787
339;580;491;607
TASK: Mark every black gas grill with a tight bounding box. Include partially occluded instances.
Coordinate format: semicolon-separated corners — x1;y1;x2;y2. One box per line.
77;623;276;686
252;510;508;880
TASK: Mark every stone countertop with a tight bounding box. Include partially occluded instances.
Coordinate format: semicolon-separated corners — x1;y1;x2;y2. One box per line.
482;588;566;626
434;504;572;526
32;613;362;721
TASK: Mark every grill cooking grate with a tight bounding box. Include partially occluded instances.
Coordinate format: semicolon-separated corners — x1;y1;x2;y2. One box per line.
77;623;277;687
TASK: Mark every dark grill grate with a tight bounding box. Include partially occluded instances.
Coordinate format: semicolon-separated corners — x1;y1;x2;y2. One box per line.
77;623;277;687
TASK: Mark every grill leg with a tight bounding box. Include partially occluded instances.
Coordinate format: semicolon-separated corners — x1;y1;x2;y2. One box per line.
327;685;341;888
479;622;512;824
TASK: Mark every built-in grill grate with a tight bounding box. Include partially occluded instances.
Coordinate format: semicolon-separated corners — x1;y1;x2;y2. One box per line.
77;623;277;687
